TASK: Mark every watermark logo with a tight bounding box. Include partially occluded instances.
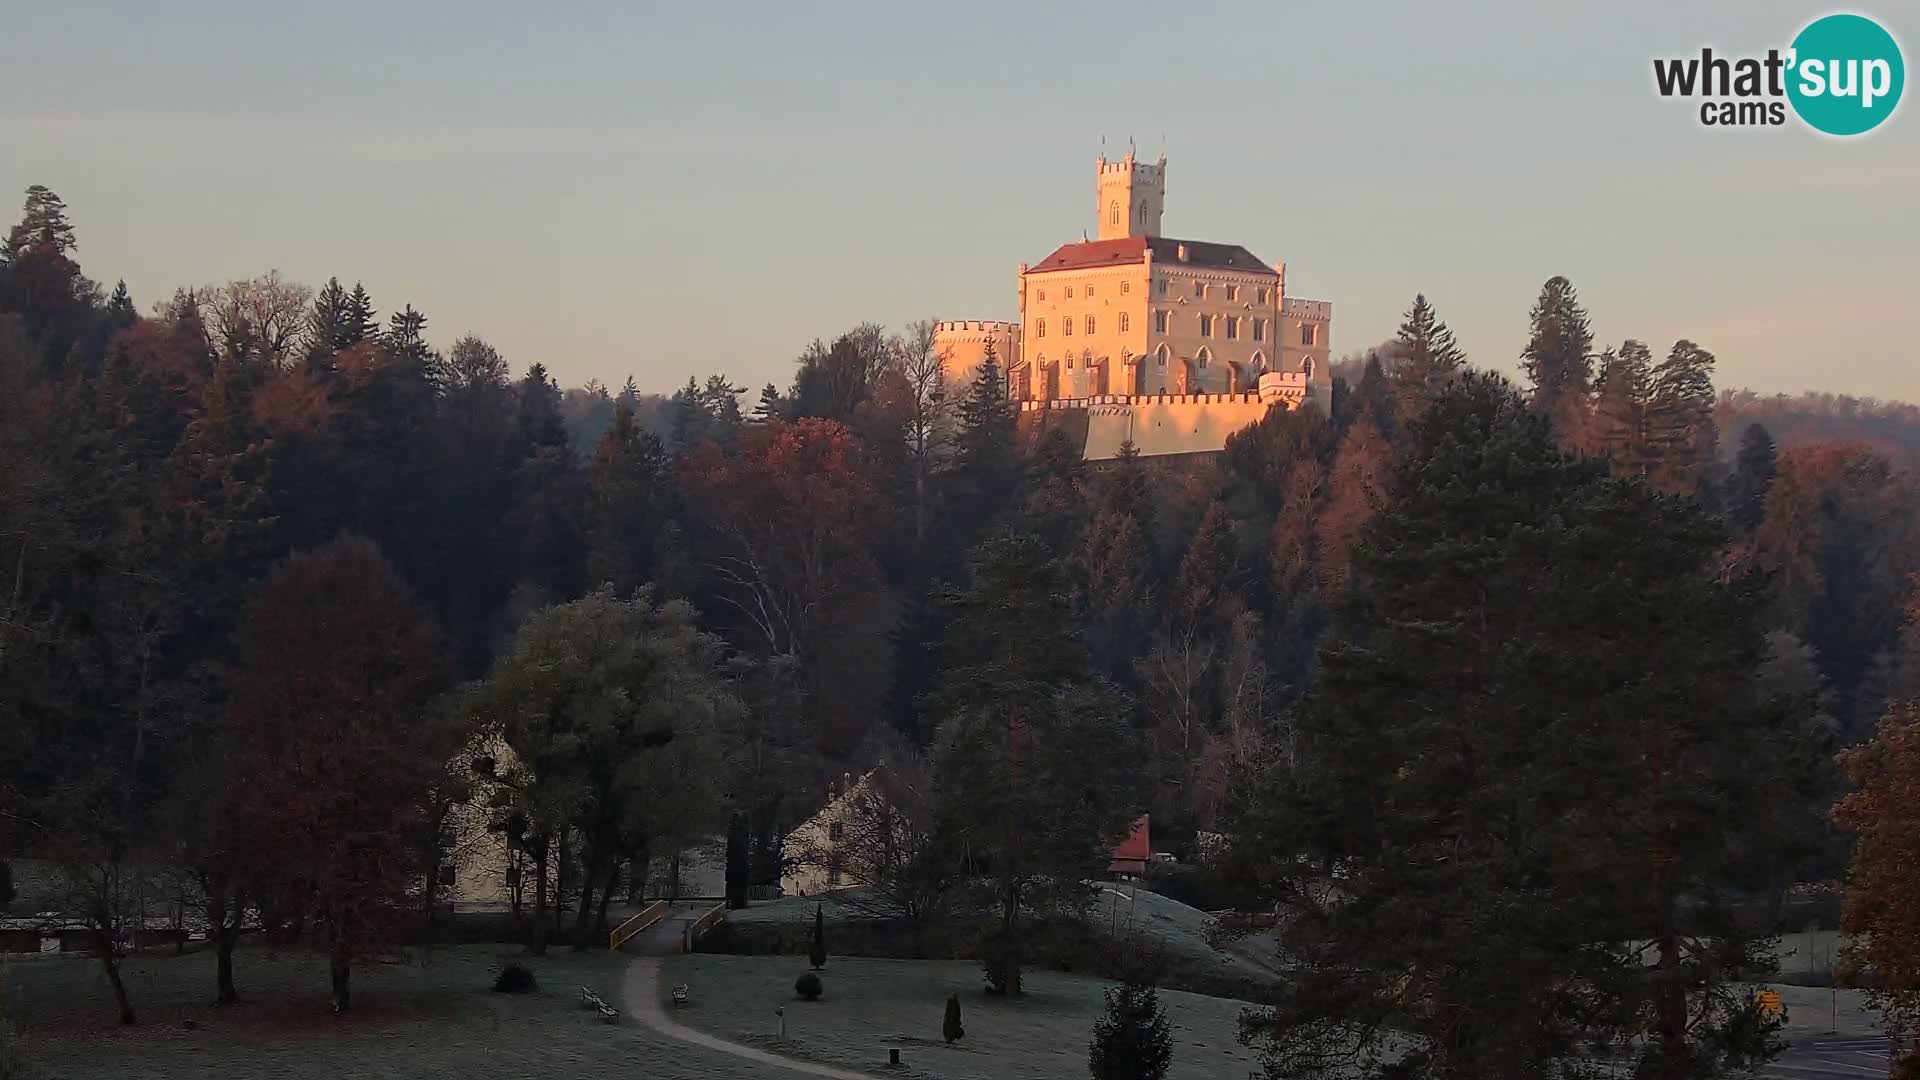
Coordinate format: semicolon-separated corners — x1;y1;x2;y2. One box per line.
1653;12;1904;135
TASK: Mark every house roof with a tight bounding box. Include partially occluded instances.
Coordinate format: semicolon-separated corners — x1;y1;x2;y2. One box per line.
1108;815;1151;874
1027;237;1274;275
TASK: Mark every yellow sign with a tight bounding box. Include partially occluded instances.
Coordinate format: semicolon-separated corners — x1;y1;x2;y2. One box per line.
1756;990;1783;1016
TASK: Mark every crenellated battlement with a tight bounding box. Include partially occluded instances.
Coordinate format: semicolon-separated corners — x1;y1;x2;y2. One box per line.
1281;297;1333;321
934;320;1019;335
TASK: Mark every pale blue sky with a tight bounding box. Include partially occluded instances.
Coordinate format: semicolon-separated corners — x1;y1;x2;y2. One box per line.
3;1;1913;399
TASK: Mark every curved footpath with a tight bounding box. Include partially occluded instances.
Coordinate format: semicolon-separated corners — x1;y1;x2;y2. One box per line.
622;953;880;1080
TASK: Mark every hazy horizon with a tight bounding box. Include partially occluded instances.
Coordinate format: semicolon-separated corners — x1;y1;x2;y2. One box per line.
4;0;1913;400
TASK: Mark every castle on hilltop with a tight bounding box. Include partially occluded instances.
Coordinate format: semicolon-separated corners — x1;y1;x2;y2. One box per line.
935;150;1333;460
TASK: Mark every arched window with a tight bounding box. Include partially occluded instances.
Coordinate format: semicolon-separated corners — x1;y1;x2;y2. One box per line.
1302;356;1315;379
1250;350;1265;372
1154;344;1170;367
1109;201;1120;226
1138;202;1148;223
1197;347;1212;369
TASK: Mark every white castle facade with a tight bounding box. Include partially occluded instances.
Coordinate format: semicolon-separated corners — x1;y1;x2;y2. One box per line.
935;152;1333;459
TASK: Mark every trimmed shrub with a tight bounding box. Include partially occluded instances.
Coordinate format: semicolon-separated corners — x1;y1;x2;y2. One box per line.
943;993;965;1043
794;971;823;1001
492;962;538;994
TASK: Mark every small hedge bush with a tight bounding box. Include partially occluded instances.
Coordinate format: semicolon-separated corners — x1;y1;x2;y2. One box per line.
794;971;823;1001
492;962;538;994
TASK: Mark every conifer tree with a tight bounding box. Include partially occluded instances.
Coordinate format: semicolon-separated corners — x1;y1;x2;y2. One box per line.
1387;293;1465;423
670;375;712;452
344;282;378;346
752;381;784;423
943;993;965;1044
1647;339;1718;496
305;277;352;369
1727;423;1777;534
810;904;827;969
104;279;137;331
2;184;76;258
1088;982;1173;1080
1520;275;1595;441
931;534;1145;997
951;345;1019;530
1591;339;1655;475
1223;372;1788;1080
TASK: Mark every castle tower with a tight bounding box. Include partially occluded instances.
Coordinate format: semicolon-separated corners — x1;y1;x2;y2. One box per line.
1095;150;1165;241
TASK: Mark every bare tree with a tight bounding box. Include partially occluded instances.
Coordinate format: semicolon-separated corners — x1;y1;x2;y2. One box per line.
793;744;957;955
890;320;957;548
196;271;314;368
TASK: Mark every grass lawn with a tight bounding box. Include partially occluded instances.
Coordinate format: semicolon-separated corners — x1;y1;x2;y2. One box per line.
4;945;813;1079
735;884;1282;997
661;953;1265;1080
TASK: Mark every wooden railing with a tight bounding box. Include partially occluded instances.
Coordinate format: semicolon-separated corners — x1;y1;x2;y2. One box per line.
681;903;726;953
608;899;670;950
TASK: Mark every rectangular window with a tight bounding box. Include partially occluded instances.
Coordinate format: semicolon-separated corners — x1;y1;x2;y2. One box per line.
1087;284;1095;298
1301;324;1316;346
1119;312;1130;332
1194;281;1205;299
1086;315;1097;335
827;855;842;886
438;865;456;888
1252;318;1264;342
1037;289;1046;301
1036;319;1046;338
1066;355;1075;369
506;866;521;890
1064;317;1074;336
1226;285;1240;301
1065;286;1074;299
1225;316;1239;340
1121;281;1131;295
1153;310;1168;333
1257;287;1269;305
828;821;844;841
1156;279;1168;297
1199;314;1213;337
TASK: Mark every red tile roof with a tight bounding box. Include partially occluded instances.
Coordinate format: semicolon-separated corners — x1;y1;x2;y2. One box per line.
1108;815;1151;875
1027;237;1274;275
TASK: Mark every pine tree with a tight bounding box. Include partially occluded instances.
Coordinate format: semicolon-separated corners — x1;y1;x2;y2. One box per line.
1727;423;1777;534
701;374;744;438
1591;339;1655;475
586;396;671;594
306;277;352;369
345;282;378;346
752;382;784;423
1096;440;1156;542
1647;339;1718;496
1223;372;1789;1079
670;375;711;451
2;184;76;258
1520;275;1595;440
1387;293;1465;423
1022;422;1087;552
951;345;1019;529
1088;982;1173;1080
943;993;965;1044
931;534;1145;997
810;904;827;969
104;279;138;331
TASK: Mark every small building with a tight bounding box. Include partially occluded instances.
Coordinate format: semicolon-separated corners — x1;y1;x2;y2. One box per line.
1108;816;1152;878
781;771;878;898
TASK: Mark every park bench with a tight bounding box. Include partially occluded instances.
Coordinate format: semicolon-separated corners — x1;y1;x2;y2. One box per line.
580;986;620;1023
671;984;690;1007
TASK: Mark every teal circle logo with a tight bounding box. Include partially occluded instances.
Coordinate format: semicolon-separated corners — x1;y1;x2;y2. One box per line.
1787;13;1904;135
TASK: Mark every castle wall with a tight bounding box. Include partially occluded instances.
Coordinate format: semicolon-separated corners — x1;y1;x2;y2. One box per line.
1025;393;1280;461
933;320;1019;390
